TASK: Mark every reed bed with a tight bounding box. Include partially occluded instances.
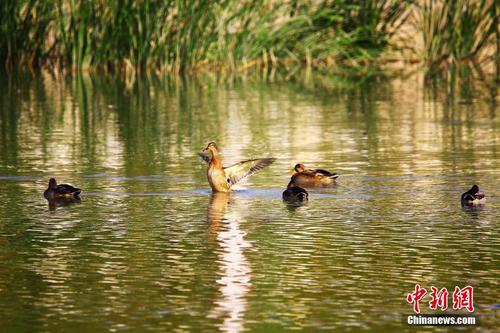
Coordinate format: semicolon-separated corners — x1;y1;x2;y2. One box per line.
416;0;498;69
0;0;498;73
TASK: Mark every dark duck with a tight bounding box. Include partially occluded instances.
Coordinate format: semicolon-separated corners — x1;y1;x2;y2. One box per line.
44;178;82;199
461;185;485;206
282;181;309;202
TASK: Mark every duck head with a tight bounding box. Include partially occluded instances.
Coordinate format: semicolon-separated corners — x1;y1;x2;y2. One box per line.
48;178;57;190
461;184;485;206
202;142;219;155
294;164;306;173
199;142;220;163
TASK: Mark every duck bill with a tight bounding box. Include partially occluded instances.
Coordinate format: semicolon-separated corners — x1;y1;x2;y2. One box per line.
198;150;212;161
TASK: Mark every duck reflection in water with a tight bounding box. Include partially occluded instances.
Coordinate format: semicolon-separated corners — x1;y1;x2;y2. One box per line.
207;192;252;333
45;196;81;211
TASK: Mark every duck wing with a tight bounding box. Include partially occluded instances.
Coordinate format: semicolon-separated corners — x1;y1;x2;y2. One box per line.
56;184;81;196
224;158;275;185
313;169;339;179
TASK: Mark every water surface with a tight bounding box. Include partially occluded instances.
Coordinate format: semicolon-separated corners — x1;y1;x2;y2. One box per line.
0;70;499;332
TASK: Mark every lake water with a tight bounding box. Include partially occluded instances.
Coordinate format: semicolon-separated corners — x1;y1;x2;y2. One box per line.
0;69;498;332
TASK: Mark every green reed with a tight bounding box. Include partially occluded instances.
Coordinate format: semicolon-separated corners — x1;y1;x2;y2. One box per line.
417;0;498;68
1;0;497;73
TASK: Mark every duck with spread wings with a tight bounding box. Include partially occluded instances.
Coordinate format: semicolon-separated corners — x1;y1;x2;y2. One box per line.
199;142;275;192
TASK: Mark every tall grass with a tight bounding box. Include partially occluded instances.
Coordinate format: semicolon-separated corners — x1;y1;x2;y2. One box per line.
0;1;497;73
0;0;414;72
417;0;498;68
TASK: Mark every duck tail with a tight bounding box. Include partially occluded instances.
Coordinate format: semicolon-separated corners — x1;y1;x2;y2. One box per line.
73;189;82;197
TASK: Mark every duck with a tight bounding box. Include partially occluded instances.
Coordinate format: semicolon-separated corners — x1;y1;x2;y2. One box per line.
199;142;275;192
291;163;338;187
44;178;81;199
461;185;485;206
282;181;308;202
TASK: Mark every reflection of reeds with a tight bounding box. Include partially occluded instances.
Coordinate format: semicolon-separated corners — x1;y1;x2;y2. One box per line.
416;0;498;69
424;62;499;107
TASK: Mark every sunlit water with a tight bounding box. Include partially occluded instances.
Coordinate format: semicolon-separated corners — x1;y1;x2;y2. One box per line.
0;70;499;332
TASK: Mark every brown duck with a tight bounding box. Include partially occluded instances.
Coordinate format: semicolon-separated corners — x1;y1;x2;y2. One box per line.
199;142;275;192
291;163;339;187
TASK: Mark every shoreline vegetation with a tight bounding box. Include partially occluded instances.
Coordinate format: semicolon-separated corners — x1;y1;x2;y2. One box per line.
0;0;498;75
